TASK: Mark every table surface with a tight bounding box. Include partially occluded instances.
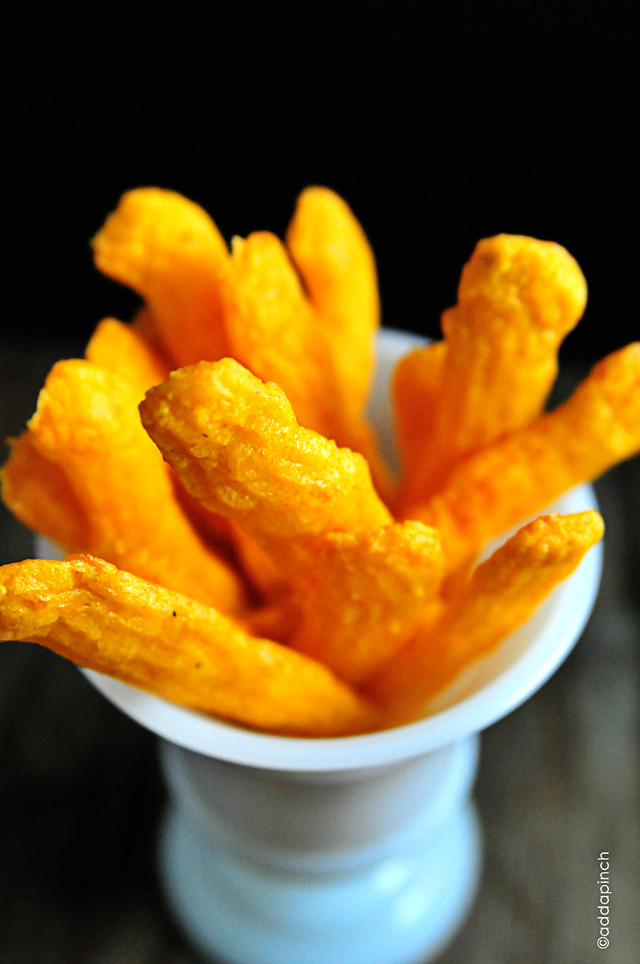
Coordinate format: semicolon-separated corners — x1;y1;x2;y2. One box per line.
0;338;638;964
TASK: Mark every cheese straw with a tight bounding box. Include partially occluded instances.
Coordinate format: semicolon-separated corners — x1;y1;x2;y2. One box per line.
0;556;377;737
291;521;443;685
393;341;446;480
139;358;392;577
220;232;335;438
85;317;170;400
92;188;230;366
398;235;587;507
370;511;604;723
15;359;247;611
406;343;640;571
286;187;391;493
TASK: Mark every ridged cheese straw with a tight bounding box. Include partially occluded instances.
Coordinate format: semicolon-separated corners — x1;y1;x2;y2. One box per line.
85;317;170;400
287;186;380;419
139;358;392;577
0;556;377;737
286;186;388;487
92;188;230;366
393;341;447;480
19;359;247;612
291;521;443;685
220;232;335;438
86;316;233;551
406;344;640;572
1;433;89;551
398;235;587;507
370;511;604;724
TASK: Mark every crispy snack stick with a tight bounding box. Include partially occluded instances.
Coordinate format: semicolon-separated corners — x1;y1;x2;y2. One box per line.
1;433;89;551
287;188;391;497
220;233;335;437
87;316;234;553
370;512;604;723
286;186;380;417
406;344;640;571
0;556;377;736
24;359;247;612
398;236;587;507
139;358;392;575
220;229;392;500
285;187;389;483
87;538;241;609
92;188;230;367
291;521;443;685
85;317;170;400
392;341;447;479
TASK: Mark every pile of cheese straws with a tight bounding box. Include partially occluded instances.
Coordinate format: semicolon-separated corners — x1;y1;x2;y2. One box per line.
0;188;638;735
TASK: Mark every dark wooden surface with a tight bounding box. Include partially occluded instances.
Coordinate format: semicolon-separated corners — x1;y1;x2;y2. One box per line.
1;338;638;964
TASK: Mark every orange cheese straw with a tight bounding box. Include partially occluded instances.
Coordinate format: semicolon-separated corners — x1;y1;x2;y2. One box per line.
0;556;377;736
220;232;335;437
291;521;443;685
93;188;230;366
370;511;604;723
398;235;587;507
1;433;89;551
85;317;170;399
139;358;392;576
286;186;379;429
22;359;247;611
405;343;640;571
393;341;447;481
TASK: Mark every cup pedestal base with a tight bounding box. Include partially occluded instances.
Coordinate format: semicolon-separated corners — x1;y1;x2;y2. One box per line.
157;737;482;964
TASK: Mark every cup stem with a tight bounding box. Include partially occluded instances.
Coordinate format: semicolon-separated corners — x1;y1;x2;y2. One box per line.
157;735;482;964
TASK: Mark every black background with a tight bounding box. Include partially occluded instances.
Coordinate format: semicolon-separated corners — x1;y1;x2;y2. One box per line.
6;12;636;364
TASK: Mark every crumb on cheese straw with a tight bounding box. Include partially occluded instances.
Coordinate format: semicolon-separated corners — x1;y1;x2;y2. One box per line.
0;556;377;736
139;358;392;576
370;511;604;723
398;235;587;507
405;343;640;571
92;188;230;367
291;521;443;685
22;359;247;612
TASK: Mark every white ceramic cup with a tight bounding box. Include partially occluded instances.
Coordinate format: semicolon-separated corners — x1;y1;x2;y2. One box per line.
36;329;602;964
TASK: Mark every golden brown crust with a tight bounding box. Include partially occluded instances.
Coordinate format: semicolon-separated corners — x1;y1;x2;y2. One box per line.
139;358;392;577
406;344;640;571
24;359;247;611
370;511;604;722
397;235;587;507
0;555;378;736
291;521;443;685
92;188;230;366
